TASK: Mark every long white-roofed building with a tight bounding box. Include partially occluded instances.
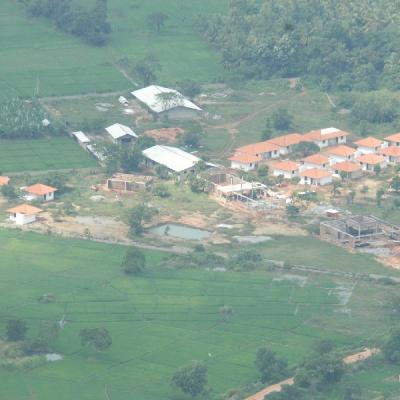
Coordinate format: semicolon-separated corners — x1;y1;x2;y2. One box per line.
105;123;138;143
142;145;201;177
132;85;202;120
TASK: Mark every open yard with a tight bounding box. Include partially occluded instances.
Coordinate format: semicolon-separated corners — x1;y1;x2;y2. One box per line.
0;138;97;173
0;229;398;399
0;1;227;98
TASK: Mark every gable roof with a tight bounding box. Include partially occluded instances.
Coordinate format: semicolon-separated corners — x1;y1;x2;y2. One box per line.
303;153;329;165
300;168;332;179
142;145;200;173
268;133;304;148
235;141;280;155
7;204;42;215
273;160;299;172
304;127;350;141
72;131;90;143
132;85;202;113
327;145;356;157
379;146;400;157
356;153;385;165
25;183;57;196
229;153;261;164
0;176;10;186
385;133;400;143
354;137;383;148
105;123;137;140
333;161;361;172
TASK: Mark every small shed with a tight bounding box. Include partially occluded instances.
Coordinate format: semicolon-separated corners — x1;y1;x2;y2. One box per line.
7;204;42;225
107;173;153;192
25;183;57;202
105;123;138;143
72;131;91;146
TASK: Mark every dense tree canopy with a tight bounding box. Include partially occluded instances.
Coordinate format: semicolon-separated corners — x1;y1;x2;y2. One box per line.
198;0;400;90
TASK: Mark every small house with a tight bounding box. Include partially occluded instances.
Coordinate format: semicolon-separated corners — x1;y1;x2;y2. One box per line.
268;133;304;155
132;85;202;120
379;146;400;165
105;123;137;143
234;141;280;160
384;133;400;147
0;176;10;186
72;131;91;147
25;183;57;202
303;127;349;148
7;204;42;225
356;154;387;172
229;153;261;171
332;161;363;180
327;145;356;165
300;168;332;186
272;160;300;179
354;137;384;154
301;153;329;170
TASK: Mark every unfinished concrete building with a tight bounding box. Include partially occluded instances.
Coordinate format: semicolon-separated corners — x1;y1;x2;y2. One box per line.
320;215;400;248
107;174;153;192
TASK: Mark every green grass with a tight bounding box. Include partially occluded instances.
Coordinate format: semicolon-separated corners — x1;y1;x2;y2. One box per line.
0;138;97;173
0;229;398;399
0;1;227;98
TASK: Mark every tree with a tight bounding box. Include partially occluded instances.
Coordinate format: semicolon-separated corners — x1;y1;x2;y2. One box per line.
255;348;288;383
261;118;273;140
1;184;17;200
376;187;385;206
152;184;171;198
271;108;293;131
343;383;362;400
155;165;170;180
171;361;208;397
133;57;161;86
257;165;269;177
292;142;320;157
383;327;400;363
80;327;112;351
129;204;158;235
178;80;201;100
286;204;300;218
6;319;28;341
121;248;146;275
391;176;400;192
312;339;334;355
147;11;168;33
120;147;142;172
156;92;183;111
373;164;381;174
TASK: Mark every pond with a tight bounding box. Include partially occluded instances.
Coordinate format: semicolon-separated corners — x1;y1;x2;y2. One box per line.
149;223;211;240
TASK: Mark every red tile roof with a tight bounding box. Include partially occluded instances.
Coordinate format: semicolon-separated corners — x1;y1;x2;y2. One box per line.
273;160;299;172
0;176;10;186
25;183;57;196
385;133;400;143
235;141;280;155
354;137;383;148
7;204;42;215
268;133;304;147
333;161;361;172
229;153;261;164
304;127;350;141
327;145;356;157
303;153;329;165
356;153;385;165
300;168;332;179
379;146;400;157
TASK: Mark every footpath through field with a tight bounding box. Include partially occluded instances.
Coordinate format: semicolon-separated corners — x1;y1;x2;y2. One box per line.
246;348;380;400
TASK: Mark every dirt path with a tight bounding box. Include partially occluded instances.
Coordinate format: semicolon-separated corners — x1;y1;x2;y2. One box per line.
325;93;336;108
246;348;379;400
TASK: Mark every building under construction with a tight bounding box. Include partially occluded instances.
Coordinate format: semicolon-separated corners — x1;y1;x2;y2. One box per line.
320;215;400;249
106;173;153;192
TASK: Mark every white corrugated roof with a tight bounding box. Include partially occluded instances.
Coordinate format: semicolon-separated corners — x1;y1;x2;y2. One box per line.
105;123;137;140
72;131;90;143
321;127;340;135
131;85;202;113
142;145;201;173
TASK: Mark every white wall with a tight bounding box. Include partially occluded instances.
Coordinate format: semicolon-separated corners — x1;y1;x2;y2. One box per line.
273;169;298;179
328;154;354;165
301;162;328;171
10;213;37;225
230;161;256;171
300;176;332;186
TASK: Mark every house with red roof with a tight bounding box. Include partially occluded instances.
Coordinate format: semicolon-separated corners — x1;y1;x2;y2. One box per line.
354;137;384;155
326;145;356;165
384;133;400;147
272;160;300;179
379;146;400;165
303;127;349;148
299;168;333;186
24;183;57;202
301;153;329;171
332;161;363;180
356;154;387;172
234;141;280;160
268;133;304;155
7;204;42;225
228;153;261;171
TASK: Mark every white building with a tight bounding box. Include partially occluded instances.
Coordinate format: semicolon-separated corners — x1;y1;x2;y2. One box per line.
301;153;329;171
7;204;42;225
268;133;304;155
327;145;356;165
105;123;137;143
354;137;384;154
142;145;201;176
356;154;387;172
132;85;202;120
303;127;349;148
299;168;333;186
229;153;261;171
24;183;57;202
272;160;300;179
384;133;400;147
379;146;400;165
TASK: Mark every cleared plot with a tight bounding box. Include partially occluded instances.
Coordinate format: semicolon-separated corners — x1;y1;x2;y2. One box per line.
0;1;227;98
0;230;396;399
0;138;97;172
